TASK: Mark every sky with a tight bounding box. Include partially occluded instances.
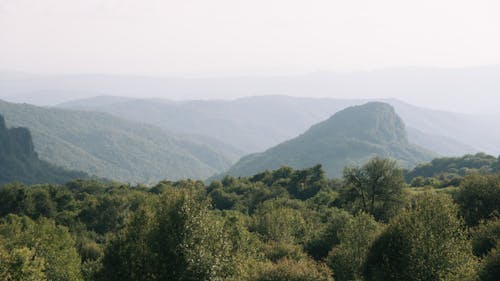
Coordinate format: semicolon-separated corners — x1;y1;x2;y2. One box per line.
0;0;499;114
1;0;500;77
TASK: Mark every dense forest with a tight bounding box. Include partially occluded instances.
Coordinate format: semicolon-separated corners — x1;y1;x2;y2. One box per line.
0;100;238;183
0;114;87;185
0;156;498;281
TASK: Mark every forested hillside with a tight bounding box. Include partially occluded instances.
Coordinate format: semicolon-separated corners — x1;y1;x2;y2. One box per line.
0;157;497;281
0;114;86;184
405;153;500;188
0;99;240;183
61;95;359;153
60;95;488;156
226;102;434;177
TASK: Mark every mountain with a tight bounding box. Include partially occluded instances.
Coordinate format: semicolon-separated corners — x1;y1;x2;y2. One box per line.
405;127;476;156
60;95;361;153
225;102;435;178
0;114;86;185
59;95;488;156
2;66;500;114
385;99;500;155
0;100;241;183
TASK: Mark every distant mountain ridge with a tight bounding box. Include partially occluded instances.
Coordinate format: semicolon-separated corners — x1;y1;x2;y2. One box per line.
225;102;435;177
60;95;361;153
2;66;500;114
59;95;485;156
0;114;86;184
0;99;241;183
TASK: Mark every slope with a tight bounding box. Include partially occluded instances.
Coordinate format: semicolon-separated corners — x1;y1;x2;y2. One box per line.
0;100;239;183
225;102;435;178
59;95;486;156
0;114;87;185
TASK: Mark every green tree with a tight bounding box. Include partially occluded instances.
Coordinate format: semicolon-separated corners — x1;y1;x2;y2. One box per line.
0;215;82;281
100;188;238;281
478;248;500;281
364;192;477;281
471;217;500;257
455;173;500;226
304;208;351;260
0;242;46;281
253;205;308;244
342;157;405;220
326;212;383;281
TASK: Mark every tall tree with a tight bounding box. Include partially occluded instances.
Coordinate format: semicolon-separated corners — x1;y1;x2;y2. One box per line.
342;157;405;220
456;173;500;226
364;192;477;281
99;188;238;281
326;212;383;281
0;215;82;281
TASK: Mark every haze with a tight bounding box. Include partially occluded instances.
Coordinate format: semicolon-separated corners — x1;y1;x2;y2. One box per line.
1;0;500;113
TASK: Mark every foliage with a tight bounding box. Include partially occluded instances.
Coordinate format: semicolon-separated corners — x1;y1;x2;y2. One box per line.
0;242;46;281
364;192;477;281
0;101;238;183
254;258;333;281
0;157;492;281
0;115;86;185
471;217;500;257
406;153;500;189
304;207;351;260
407;153;498;181
478;248;500;281
0;215;83;281
99;189;240;281
341;157;405;220
455;173;500;226
326;212;383;281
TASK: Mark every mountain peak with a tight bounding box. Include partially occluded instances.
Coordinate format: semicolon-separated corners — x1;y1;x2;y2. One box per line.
226;102;433;177
307;102;407;145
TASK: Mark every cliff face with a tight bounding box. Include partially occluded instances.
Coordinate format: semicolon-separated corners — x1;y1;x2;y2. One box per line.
0;114;86;185
0;117;36;157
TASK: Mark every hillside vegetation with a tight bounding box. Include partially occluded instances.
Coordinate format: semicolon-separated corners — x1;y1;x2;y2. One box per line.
0;99;239;183
0;114;86;184
60;95;483;156
226;102;435;177
0;157;497;281
405;153;500;188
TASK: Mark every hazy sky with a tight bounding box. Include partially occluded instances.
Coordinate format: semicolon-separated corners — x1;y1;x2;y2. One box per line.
1;0;500;76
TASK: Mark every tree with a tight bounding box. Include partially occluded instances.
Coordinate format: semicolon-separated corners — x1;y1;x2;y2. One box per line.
455;173;500;226
253;204;308;244
304;208;352;260
288;165;327;200
0;242;46;281
472;217;500;281
0;215;82;281
478;248;500;281
364;192;477;281
326;212;383;281
99;188;238;281
471;217;500;257
342;157;405;220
